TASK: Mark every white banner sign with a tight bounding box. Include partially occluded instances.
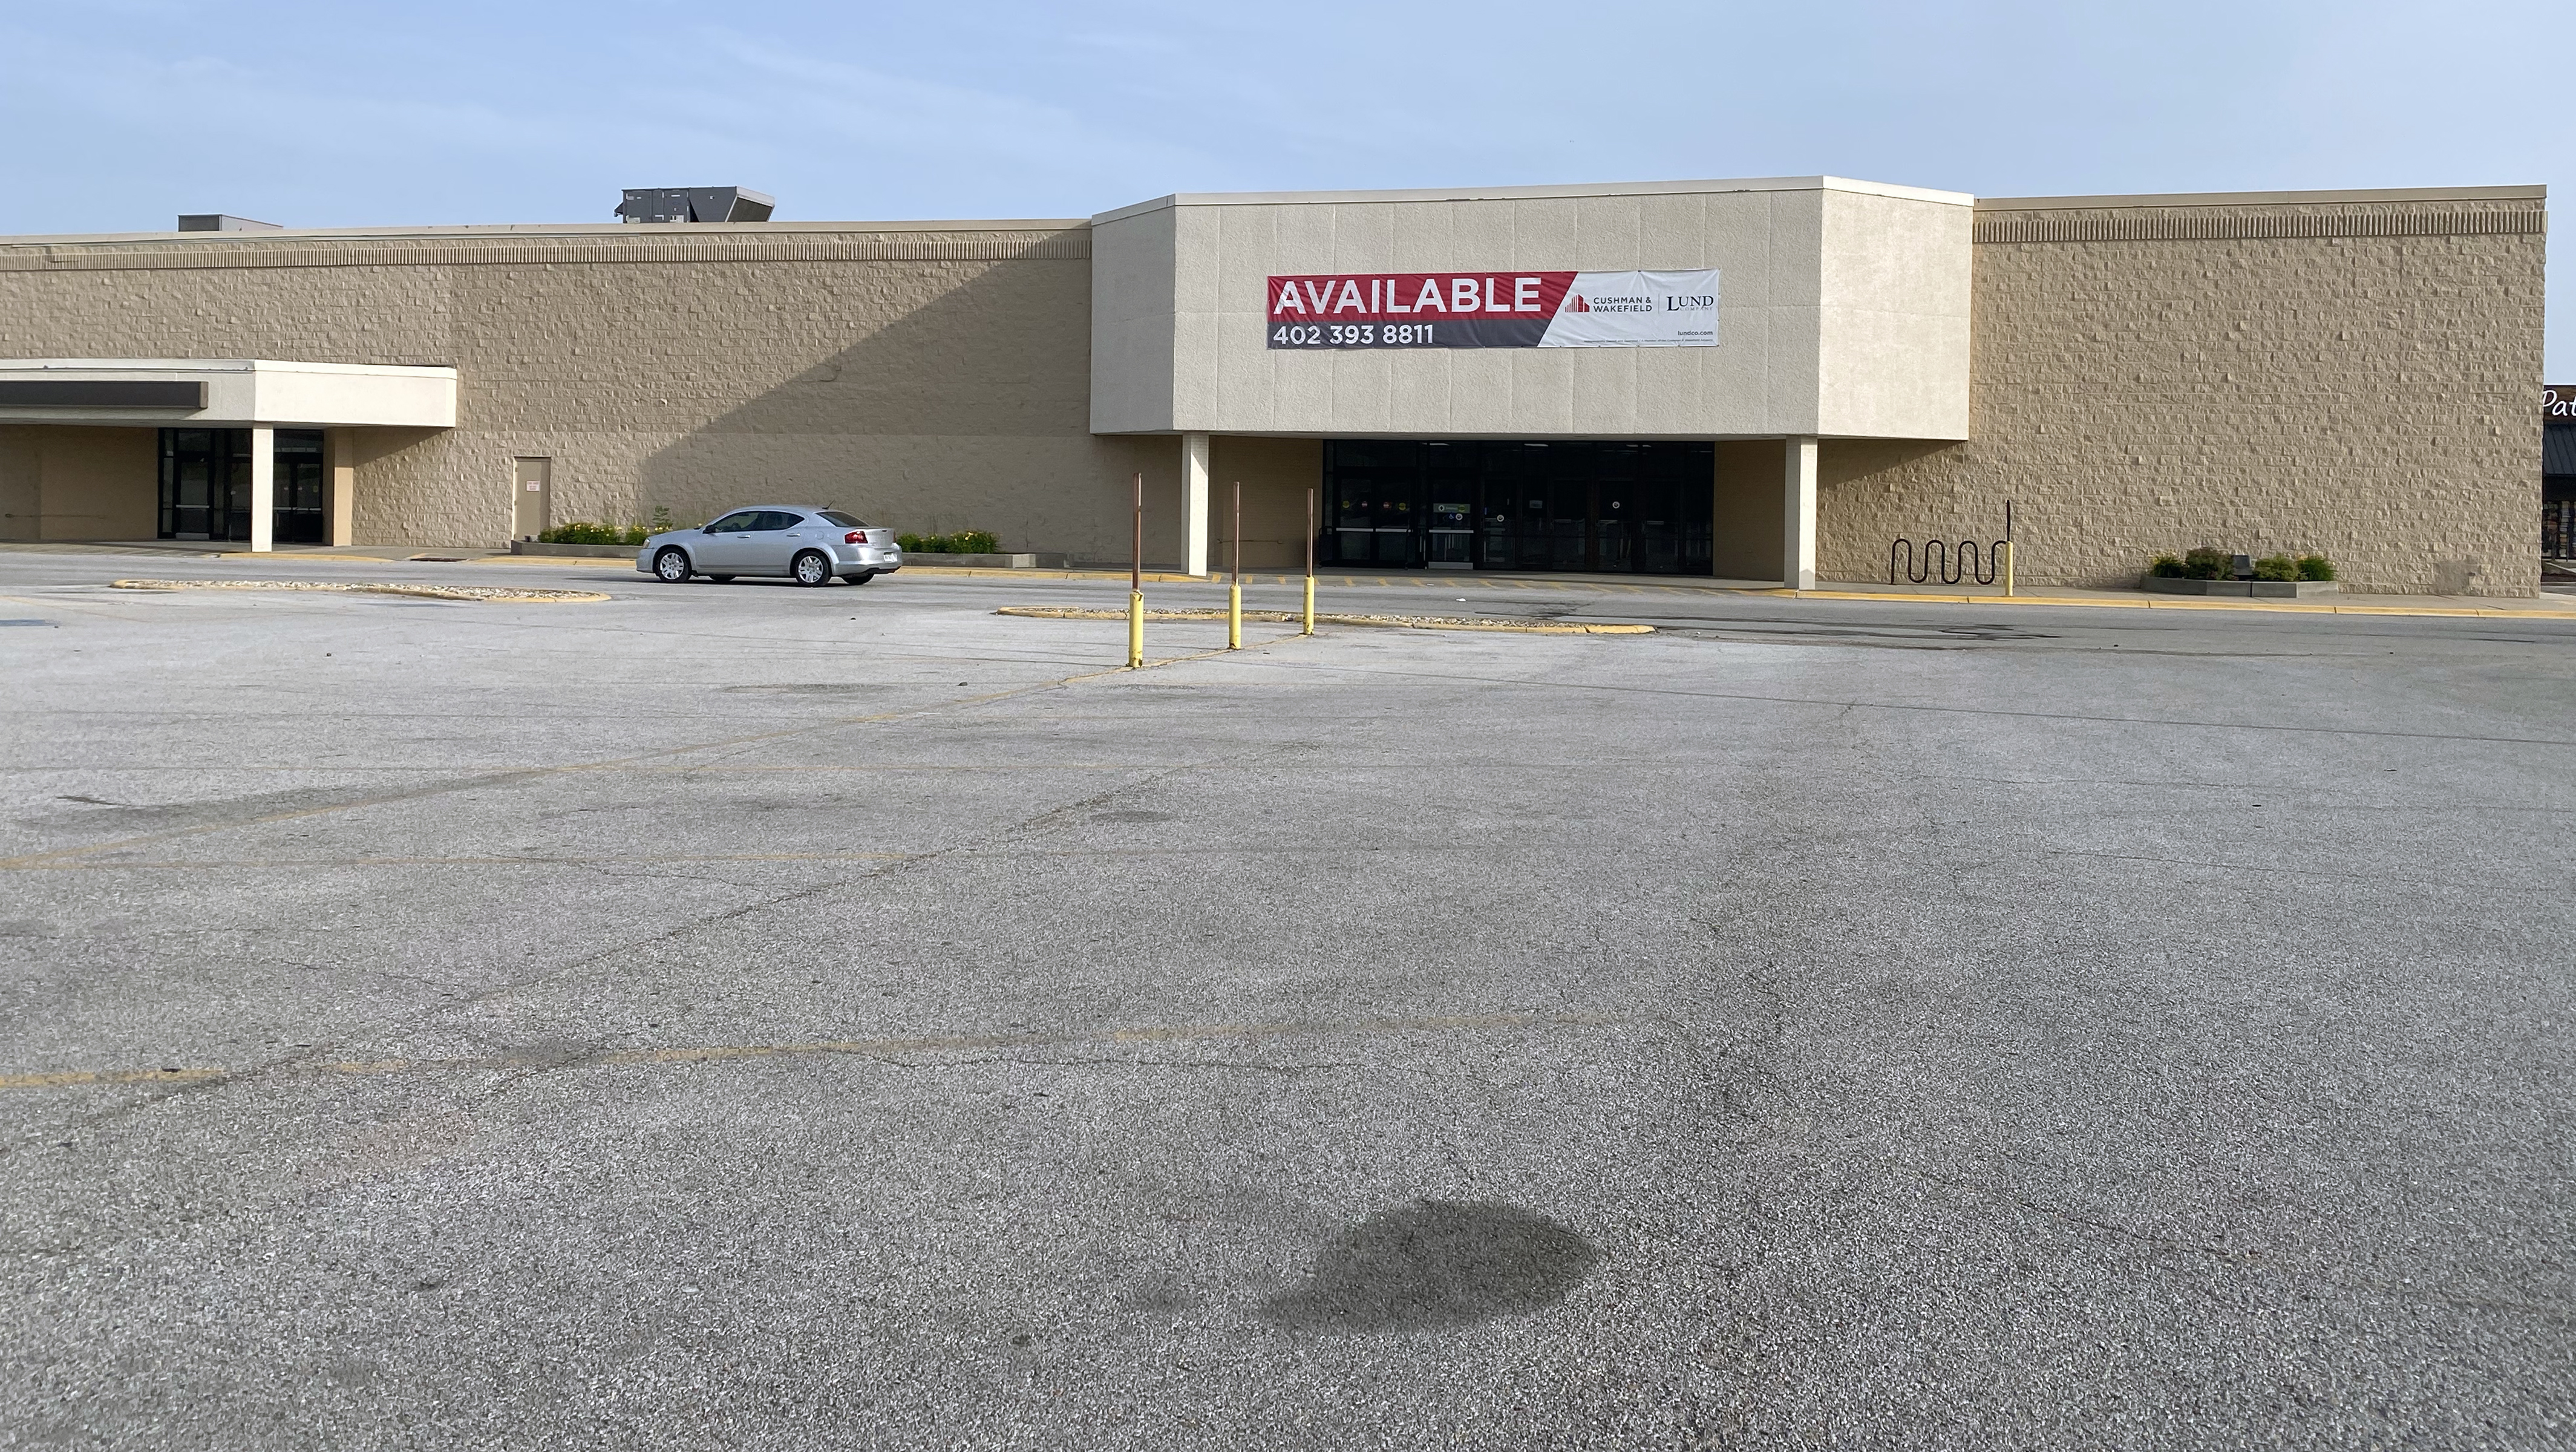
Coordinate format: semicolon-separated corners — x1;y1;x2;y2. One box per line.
1266;268;1721;348
1538;270;1721;348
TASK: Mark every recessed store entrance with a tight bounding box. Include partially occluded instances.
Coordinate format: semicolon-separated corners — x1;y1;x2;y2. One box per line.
156;427;328;543
157;428;248;540
1321;440;1713;574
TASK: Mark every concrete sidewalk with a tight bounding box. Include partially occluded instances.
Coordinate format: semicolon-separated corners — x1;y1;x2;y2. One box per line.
11;541;2574;618
1796;580;2576;618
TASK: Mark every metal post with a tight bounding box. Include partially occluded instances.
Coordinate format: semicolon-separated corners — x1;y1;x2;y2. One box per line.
2003;499;2016;597
1228;482;1243;650
1127;471;1145;668
1303;486;1316;636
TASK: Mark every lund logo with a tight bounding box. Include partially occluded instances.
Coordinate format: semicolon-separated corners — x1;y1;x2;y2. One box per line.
1667;295;1715;310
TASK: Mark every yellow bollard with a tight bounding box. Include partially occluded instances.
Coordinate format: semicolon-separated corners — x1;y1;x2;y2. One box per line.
1228;582;1243;650
1126;470;1145;667
1303;485;1317;636
2003;540;2015;597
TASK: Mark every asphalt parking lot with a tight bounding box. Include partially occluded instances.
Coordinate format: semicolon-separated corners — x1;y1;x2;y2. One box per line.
3;551;2572;1450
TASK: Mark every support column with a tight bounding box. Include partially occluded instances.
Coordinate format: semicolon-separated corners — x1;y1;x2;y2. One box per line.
1780;434;1817;591
325;428;356;546
1182;432;1211;577
248;426;275;553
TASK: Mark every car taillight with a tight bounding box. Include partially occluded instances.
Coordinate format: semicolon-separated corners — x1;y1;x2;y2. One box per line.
845;531;865;544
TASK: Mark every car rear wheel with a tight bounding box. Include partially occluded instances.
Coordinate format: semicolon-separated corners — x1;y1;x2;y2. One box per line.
791;550;834;587
652;548;691;583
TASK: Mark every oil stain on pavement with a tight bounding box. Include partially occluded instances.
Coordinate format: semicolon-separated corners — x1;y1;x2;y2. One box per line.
1260;1200;1599;1333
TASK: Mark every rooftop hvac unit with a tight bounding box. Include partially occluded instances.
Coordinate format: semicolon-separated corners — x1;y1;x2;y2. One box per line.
614;187;776;224
178;214;283;232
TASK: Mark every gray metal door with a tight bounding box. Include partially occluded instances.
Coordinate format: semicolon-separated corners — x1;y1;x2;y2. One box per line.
511;458;550;540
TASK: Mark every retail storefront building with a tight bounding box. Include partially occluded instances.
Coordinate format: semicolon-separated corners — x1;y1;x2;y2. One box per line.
0;177;2549;594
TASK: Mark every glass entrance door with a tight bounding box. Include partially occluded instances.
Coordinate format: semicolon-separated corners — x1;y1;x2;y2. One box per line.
157;428;330;543
159;428;250;541
1330;442;1420;567
1320;439;1716;575
273;430;327;544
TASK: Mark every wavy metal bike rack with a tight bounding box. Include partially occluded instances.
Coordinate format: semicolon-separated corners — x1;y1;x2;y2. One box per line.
1889;537;2004;586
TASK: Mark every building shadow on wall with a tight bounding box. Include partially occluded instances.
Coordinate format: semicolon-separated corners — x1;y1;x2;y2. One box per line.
633;241;1179;566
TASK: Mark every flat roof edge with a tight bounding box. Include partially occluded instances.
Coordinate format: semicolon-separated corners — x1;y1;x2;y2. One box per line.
0;219;1091;247
1092;176;1975;223
1978;184;2546;211
0;358;460;376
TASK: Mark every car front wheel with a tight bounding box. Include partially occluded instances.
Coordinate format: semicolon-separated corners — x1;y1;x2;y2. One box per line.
791;550;834;587
652;548;691;583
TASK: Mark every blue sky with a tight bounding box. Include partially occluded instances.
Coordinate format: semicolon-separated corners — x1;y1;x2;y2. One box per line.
2;0;2563;373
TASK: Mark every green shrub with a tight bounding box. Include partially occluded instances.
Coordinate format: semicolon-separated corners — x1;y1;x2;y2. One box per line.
648;506;676;535
2182;546;2232;580
2149;554;2186;578
2252;553;2301;581
2295;554;2335;581
897;530;1002;554
539;521;652;546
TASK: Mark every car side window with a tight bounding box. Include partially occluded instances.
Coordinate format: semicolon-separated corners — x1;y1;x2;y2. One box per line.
765;511;809;532
708;511;760;532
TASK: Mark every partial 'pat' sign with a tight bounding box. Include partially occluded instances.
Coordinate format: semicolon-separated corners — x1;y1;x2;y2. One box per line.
1266;270;1719;349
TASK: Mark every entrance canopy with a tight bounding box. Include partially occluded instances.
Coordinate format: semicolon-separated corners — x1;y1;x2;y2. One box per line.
0;358;457;428
0;360;456;551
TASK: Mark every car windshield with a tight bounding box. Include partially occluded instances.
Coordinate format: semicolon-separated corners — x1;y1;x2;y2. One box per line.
819;510;865;528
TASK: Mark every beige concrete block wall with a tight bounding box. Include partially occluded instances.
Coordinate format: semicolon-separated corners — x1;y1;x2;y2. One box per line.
0;425;155;539
1712;440;1786;580
1210;436;1324;570
0;224;1188;559
0;427;34;538
1817;192;2547;596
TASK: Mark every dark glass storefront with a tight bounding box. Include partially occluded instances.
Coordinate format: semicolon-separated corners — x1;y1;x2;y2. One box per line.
1322;440;1713;574
273;430;328;543
157;428;328;542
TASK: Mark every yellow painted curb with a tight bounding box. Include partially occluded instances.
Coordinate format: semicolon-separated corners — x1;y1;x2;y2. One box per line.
907;566;1207;583
211;552;407;563
111;579;609;604
995;605;1652;635
1791;589;2572;619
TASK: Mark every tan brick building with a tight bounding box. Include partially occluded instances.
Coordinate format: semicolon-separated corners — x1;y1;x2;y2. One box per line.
0;178;2546;594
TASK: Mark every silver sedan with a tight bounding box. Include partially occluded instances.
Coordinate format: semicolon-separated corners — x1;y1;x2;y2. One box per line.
637;506;903;586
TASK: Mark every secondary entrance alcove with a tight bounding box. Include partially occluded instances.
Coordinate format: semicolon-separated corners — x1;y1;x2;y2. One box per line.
1322;440;1715;574
157;428;329;543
